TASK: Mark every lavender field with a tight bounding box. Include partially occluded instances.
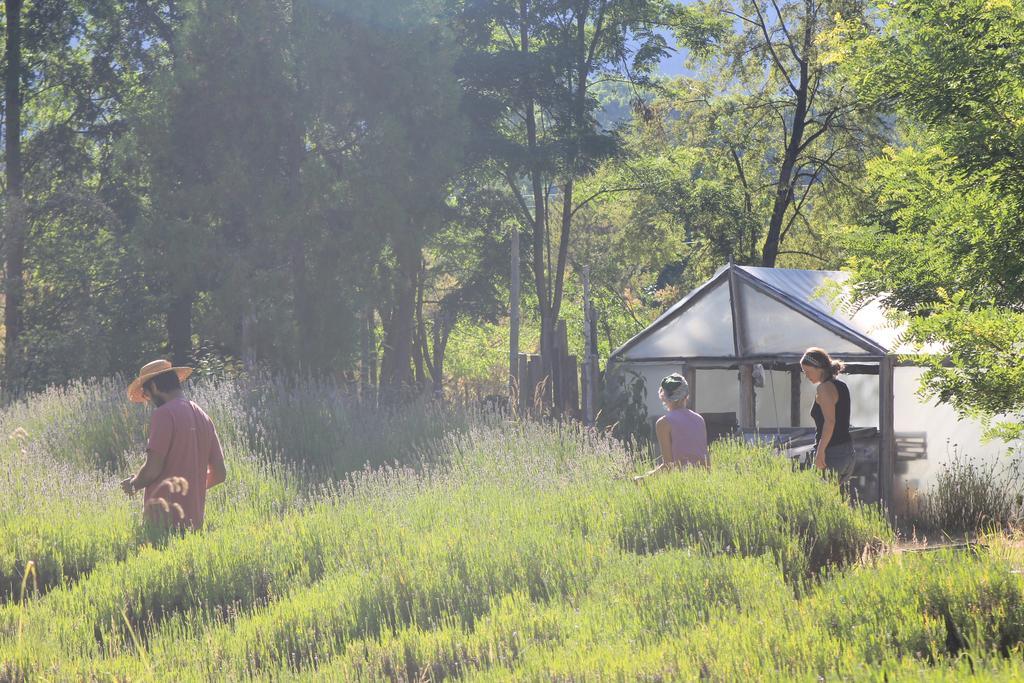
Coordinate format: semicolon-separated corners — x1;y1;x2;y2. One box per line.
1;378;1023;681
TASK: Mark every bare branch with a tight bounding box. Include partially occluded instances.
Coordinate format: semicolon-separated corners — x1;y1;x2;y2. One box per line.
798;107;840;152
504;170;536;227
749;3;799;94
769;0;804;66
570;185;648;219
777;249;826;262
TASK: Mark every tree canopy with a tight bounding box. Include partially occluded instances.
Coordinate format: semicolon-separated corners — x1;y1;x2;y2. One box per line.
839;0;1024;438
0;0;1020;437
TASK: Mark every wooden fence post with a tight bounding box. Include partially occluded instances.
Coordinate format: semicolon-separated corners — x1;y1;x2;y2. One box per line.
879;356;896;515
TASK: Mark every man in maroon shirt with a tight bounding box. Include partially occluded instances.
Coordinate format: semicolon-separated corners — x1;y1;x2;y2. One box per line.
120;360;227;530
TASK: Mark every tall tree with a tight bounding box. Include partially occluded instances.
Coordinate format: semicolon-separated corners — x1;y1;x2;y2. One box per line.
671;0;886;267
454;0;669;390
315;1;466;390
415;173;513;395
134;0;301;369
840;0;1024;439
3;0;26;386
2;1;178;391
134;0;466;382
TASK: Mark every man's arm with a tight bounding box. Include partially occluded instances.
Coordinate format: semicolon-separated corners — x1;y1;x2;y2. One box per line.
122;407;172;496
121;449;167;495
206;458;226;489
206;427;227;489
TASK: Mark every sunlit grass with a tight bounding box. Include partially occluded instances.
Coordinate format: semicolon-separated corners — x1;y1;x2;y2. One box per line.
0;376;1022;680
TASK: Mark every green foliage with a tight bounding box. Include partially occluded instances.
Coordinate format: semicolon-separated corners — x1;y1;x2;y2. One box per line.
7;379;1024;679
3;0;477;390
613;439;889;584
450;0;673;383
652;0;887;268
1;1;171;390
598;363;650;443
445;316;539;395
839;0;1024;439
565;0;888;354
907;447;1024;536
235;374;473;478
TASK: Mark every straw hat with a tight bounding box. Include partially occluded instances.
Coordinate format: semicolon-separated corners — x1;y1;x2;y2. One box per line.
127;359;193;403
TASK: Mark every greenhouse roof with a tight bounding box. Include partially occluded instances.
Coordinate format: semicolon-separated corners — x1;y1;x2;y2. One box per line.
610;263;909;364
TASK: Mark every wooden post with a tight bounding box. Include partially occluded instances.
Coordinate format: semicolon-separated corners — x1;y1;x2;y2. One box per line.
509;226;520;399
790;367;802;427
878;355;896;514
553;319;568;414
683;366;696;410
565;355;579;416
517;353;529;417
738;365;755;430
527;355;542;416
580;362;589;420
727;259;755;429
582;265;594;425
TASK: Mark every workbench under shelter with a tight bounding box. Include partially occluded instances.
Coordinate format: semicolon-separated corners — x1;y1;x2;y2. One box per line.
608;262;1012;515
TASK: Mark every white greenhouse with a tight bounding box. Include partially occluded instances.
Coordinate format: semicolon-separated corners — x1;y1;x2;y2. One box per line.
607;261;1015;514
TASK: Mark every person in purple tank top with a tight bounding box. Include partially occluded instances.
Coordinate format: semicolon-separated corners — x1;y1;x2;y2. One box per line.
634;373;709;481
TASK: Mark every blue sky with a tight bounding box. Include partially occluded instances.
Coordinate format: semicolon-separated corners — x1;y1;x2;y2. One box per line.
643;1;699;77
653;27;691;76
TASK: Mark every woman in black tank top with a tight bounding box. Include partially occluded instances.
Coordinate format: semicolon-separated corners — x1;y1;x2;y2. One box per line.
800;347;855;480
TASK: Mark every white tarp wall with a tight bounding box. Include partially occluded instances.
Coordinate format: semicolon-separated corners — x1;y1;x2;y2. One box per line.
892;366;1017;514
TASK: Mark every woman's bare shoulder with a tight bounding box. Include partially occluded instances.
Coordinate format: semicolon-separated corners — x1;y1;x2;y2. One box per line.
816;381;838;400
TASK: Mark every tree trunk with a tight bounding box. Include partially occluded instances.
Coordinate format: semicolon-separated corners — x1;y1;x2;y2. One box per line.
4;0;25;388
520;5;555;394
376;295;394;387
551;8;589;321
286;129;313;371
431;321;450;398
290;233;313;371
368;308;378;393
381;240;420;391
411;266;426;385
509;225;519;396
241;308;256;371
552;178;573;327
761;12;812;268
360;305;372;394
167;290;194;366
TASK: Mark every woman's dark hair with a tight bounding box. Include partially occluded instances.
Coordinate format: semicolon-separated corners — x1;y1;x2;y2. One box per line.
145;371;182;395
800;347;844;378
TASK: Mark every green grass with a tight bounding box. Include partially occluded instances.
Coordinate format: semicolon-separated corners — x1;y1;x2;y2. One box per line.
1;377;1023;681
